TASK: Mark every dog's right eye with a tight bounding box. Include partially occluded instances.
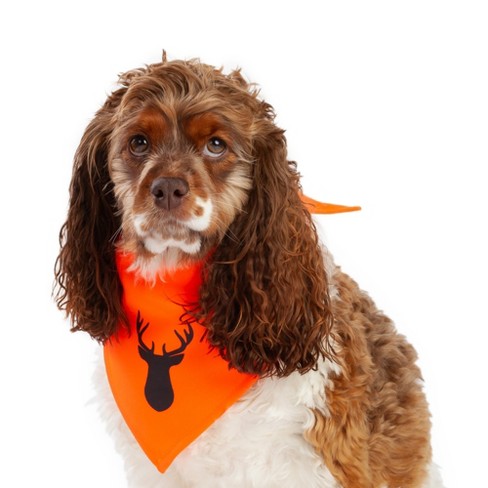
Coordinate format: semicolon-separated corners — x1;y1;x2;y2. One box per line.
129;135;150;155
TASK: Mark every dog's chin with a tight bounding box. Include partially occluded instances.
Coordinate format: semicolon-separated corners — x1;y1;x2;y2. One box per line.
119;200;216;281
128;246;201;283
141;232;202;256
121;220;212;282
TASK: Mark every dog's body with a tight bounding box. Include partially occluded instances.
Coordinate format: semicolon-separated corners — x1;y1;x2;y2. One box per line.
56;58;443;487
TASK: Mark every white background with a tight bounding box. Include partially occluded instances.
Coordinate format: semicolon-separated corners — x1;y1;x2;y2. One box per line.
1;1;487;486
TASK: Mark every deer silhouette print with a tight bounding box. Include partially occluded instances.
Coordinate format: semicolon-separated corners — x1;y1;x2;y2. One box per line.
136;311;194;412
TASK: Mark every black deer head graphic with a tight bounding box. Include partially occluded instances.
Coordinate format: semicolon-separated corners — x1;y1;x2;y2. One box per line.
136;311;194;412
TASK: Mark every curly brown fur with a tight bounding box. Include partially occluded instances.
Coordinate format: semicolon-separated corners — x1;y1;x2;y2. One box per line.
197;129;333;377
54;58;333;375
305;271;432;488
55;58;435;485
54;88;128;341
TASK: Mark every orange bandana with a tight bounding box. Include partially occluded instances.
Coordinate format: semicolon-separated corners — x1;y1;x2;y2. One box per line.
104;251;258;472
104;195;359;472
299;194;361;214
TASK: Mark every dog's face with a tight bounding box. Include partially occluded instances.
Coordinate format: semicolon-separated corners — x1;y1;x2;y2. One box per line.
108;64;264;276
56;59;333;375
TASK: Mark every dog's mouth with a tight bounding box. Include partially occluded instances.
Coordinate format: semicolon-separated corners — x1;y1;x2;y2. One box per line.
131;196;213;256
135;224;203;256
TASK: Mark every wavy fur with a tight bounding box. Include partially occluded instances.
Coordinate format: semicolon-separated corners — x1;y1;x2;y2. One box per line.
198;129;333;376
55;57;441;487
54;59;333;375
55;88;128;341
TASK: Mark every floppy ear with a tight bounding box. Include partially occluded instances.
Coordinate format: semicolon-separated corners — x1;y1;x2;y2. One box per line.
54;88;128;341
198;118;334;377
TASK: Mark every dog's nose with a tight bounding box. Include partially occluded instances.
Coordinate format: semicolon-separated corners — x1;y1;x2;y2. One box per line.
150;177;189;210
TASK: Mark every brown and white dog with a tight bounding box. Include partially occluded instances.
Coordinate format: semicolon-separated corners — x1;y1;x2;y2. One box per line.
55;57;443;487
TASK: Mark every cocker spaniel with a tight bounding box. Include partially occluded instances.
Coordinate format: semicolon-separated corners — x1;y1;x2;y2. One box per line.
55;56;443;487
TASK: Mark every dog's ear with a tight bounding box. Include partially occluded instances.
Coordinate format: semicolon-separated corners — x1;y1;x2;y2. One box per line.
199;111;334;377
54;88;128;341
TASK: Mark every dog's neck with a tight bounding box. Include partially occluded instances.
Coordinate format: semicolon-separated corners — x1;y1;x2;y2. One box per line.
117;239;213;284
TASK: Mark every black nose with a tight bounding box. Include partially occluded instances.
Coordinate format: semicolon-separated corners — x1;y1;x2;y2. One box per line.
150;177;189;210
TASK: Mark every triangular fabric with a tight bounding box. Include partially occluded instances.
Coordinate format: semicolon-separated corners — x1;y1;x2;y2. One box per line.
104;252;258;472
104;194;359;472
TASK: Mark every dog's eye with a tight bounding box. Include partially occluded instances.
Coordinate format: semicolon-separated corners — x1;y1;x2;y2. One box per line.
129;135;150;155
203;137;227;158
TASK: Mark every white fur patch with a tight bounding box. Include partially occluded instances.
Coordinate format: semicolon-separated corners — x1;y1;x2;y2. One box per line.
144;236;201;255
186;197;213;232
132;214;202;257
133;214;149;237
94;351;341;487
421;463;446;488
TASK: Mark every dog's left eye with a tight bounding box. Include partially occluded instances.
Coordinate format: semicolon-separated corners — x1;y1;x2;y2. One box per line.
129;135;150;155
203;137;227;158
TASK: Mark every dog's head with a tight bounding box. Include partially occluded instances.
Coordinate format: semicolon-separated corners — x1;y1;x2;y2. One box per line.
55;58;333;376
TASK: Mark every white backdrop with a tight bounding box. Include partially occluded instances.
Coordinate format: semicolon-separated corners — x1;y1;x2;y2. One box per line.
1;1;487;486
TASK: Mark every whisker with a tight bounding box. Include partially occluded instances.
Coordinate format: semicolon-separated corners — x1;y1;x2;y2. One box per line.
210;215;240;245
109;226;123;244
223;228;240;245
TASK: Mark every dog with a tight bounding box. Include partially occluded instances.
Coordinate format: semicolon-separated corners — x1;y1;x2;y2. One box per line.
55;56;443;487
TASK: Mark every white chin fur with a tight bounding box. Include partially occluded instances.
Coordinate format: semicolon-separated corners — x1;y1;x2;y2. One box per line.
144;236;201;255
133;197;212;256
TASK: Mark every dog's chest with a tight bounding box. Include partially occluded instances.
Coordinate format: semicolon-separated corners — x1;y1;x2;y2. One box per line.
98;352;341;487
163;362;340;488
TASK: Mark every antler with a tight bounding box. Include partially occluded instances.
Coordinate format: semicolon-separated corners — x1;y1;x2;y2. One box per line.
136;311;154;353
162;325;194;356
136;311;194;357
